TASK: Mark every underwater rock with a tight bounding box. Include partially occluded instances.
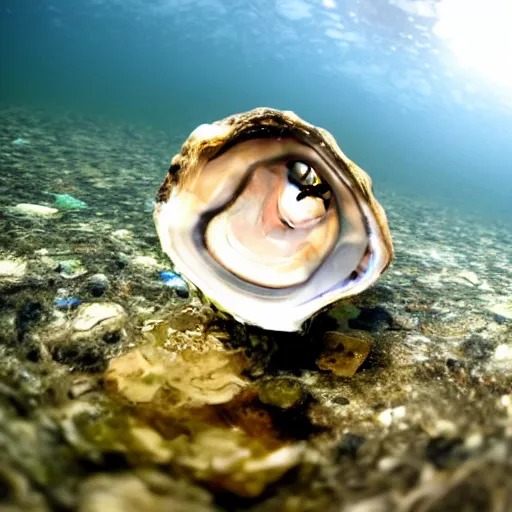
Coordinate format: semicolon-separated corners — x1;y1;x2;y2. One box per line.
72;302;127;332
172;427;304;497
154;107;393;331
159;271;189;298
336;433;366;460
376;406;407;427
131;255;160;268
78;472;215;512
112;229;132;239
425;436;467;469
458;270;480;286
105;345;248;406
258;377;306;409
85;273;110;297
316;331;372;377
0;259;27;280
13;203;59;216
44;303;128;370
494;343;512;365
488;301;512;321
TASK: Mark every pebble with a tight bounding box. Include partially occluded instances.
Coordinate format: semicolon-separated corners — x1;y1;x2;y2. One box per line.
377;406;406;427
86;273;110;297
0;259;27;278
72;302;126;331
258;377;305;409
14;203;59;216
494;343;512;362
459;270;480;286
488;302;512;321
112;229;132;239
160;271;189;298
336;434;366;459
133;256;159;268
12;137;28;145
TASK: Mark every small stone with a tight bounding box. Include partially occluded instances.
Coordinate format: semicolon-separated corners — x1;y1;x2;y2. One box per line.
14;203;59;216
333;396;350;406
494;343;512;362
258;377;306;409
0;259;27;279
12;137;28;145
86;273;109;297
112;229;132;239
72;302;126;332
459;270;480;286
376;406;406;427
132;255;159;267
488;302;512;321
336;433;365;459
430;419;458;438
425;436;466;469
160;271;189;298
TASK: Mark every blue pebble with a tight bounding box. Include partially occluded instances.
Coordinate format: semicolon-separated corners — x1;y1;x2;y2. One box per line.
159;271;189;298
55;297;82;308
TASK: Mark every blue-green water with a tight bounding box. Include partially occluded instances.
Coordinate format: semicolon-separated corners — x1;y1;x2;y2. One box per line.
1;0;511;220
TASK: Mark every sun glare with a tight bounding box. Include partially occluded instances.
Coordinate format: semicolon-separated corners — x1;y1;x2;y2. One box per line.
434;0;512;89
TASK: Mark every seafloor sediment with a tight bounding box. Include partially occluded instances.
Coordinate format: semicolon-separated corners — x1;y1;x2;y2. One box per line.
0;105;511;512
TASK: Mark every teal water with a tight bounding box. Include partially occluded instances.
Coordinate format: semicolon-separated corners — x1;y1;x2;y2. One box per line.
1;0;511;221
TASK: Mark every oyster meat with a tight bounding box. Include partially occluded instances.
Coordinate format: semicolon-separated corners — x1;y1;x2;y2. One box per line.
154;108;393;332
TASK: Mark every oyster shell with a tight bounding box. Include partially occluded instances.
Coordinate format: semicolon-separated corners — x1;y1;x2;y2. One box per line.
154;108;393;332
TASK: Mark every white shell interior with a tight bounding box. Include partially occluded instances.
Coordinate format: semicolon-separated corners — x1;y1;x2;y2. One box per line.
154;135;389;332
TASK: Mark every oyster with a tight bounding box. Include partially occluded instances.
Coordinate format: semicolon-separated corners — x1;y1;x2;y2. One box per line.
154;108;393;332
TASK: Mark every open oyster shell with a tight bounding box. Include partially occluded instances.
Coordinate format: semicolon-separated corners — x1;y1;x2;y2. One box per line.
154;108;393;332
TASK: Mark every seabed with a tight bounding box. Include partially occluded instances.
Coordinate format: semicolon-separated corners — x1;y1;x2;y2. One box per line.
1;106;511;512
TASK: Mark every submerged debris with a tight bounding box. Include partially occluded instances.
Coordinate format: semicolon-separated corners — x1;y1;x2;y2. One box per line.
11;137;29;145
56;259;88;279
44;192;88;210
13;203;59;216
316;331;372;377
